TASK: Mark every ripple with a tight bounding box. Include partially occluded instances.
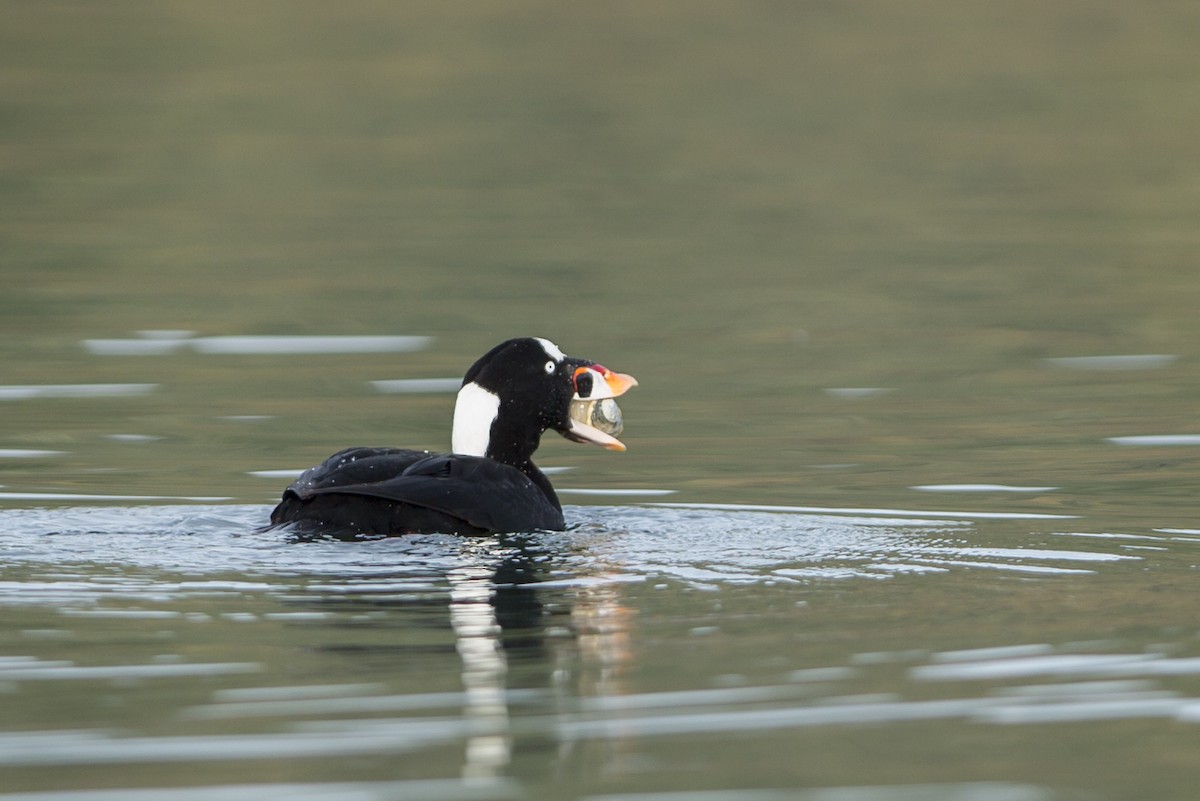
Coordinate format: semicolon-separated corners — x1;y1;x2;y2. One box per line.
899;560;1097;575
912;484;1057;493
822;387;895;399
0;724;469;766
183;688;547;720
0;659;260;681
0;384;158;400
103;434;163;443
581;784;1054;801
0;779;519;801
0;503;1140;592
917;547;1136;563
911;653;1163;681
84;335;432;356
932;644;1055;663
557;488;677;496
371;378;462;394
82;339;190;356
211;683;387;702
650;501;1077;521
0;491;230;502
1107;434;1200;446
1044;354;1178;370
980;696;1187;724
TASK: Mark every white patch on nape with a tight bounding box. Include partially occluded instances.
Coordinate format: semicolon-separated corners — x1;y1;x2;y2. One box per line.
452;381;500;457
534;337;566;363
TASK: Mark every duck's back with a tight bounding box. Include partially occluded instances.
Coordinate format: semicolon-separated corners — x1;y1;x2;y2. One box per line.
269;446;564;536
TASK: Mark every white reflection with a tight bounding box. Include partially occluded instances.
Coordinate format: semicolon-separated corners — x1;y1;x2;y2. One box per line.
0;492;230;502
1108;435;1200;446
0;384;158;400
448;553;511;780
932;644;1054;663
916;547;1137;563
83;330;195;355
0;778;520;801
980;696;1185;725
194;335;432;354
371;378;462;394
580;783;1052;801
993;679;1158;697
822;387;894;399
911;653;1162;682
137;329;196;339
557;697;989;739
211;683;386;702
83;339;190;355
649;501;1077;521
1045;354;1177;370
0;660;259;681
84;335;432;356
182;689;545;721
912;484;1057;493
900;560;1095;576
557;489;677;497
0;722;466;767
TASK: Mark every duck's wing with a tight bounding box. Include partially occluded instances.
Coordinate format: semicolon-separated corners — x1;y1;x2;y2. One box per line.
284;448;563;532
285;447;431;494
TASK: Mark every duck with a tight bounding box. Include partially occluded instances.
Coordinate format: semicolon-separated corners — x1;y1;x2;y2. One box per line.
269;337;637;536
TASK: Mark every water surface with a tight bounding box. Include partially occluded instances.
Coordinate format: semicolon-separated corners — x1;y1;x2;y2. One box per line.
4;2;1200;799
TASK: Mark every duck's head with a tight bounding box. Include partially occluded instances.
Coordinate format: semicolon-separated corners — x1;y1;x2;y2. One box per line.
451;337;637;466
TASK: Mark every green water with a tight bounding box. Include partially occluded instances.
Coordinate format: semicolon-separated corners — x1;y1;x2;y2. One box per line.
3;2;1200;799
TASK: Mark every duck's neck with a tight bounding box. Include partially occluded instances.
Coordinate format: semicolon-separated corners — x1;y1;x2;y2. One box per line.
450;385;558;508
451;382;543;470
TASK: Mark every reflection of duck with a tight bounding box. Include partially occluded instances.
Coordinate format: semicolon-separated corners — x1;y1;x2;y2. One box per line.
270;338;636;537
280;532;637;781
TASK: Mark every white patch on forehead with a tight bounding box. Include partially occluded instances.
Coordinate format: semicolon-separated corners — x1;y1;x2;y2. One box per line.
452;382;499;457
534;337;566;362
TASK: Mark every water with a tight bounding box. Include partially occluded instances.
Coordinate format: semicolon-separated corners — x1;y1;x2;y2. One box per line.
3;503;1200;799
5;2;1200;799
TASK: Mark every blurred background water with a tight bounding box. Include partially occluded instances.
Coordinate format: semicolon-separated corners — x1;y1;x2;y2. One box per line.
3;2;1200;799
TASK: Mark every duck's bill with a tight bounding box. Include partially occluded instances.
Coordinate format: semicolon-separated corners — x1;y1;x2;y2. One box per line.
572;367;638;401
564;417;627;451
595;370;638;399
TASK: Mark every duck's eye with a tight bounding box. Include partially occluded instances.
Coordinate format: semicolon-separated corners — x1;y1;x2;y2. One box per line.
544;360;556;374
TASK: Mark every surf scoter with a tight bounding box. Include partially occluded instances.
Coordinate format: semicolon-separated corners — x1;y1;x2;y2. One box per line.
269;337;636;536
